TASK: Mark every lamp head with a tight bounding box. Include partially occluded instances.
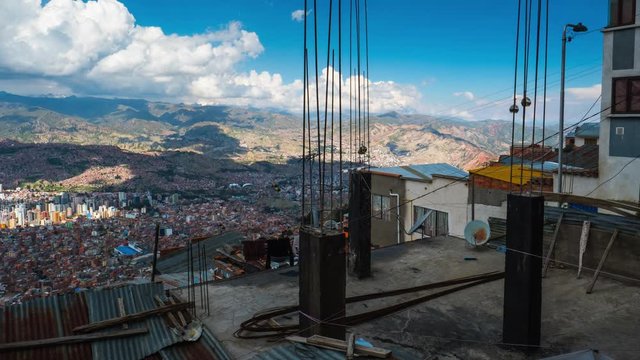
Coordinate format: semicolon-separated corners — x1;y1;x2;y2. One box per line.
571;22;588;32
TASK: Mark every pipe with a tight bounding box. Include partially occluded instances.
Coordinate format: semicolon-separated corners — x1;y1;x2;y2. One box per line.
389;191;400;245
558;24;568;195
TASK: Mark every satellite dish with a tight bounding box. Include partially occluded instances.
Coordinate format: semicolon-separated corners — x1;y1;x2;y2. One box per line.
464;220;491;246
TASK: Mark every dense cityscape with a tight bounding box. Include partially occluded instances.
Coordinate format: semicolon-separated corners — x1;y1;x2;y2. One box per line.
0;171;301;305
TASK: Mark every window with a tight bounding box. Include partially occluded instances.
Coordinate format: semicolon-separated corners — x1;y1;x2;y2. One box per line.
584;138;598;145
612;77;640;114
371;194;391;221
609;0;636;27
413;206;449;237
610;118;640;157
613;29;635;70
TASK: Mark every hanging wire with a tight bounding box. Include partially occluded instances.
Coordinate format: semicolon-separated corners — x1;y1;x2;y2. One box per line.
301;0;308;224
364;0;370;167
330;49;335;212
529;0;543;194
321;0;334;221
519;0;533;193
313;0;322;224
338;0;343;211
540;0;549;193
508;0;523;193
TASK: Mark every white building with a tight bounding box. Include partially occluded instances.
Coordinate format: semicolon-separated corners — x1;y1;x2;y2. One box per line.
369;163;469;247
564;0;640;203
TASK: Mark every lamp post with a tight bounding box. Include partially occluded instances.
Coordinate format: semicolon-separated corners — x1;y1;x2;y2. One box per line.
558;22;588;194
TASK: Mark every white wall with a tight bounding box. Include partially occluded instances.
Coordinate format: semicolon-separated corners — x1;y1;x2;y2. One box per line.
469;202;507;225
554;173;600;197
402;177;468;239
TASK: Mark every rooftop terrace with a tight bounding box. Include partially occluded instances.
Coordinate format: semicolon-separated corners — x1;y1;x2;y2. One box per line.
187;236;640;359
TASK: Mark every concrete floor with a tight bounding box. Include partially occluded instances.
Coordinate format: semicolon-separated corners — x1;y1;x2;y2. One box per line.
184;236;640;360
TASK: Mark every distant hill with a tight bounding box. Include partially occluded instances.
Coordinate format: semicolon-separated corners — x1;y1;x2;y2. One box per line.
0;92;552;189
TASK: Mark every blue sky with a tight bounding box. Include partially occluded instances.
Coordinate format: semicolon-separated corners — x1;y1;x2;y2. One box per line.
0;0;606;122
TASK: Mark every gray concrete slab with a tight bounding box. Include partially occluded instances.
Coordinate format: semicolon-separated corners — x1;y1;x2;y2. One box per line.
185;236;640;360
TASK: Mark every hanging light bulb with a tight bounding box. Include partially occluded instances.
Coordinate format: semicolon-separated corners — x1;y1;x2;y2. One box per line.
521;97;532;107
509;104;519;114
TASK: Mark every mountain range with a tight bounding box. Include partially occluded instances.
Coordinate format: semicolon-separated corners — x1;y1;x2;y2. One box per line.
0;92;549;191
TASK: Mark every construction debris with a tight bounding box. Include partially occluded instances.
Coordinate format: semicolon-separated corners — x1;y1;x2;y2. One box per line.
286;335;391;358
73;302;192;333
0;328;148;352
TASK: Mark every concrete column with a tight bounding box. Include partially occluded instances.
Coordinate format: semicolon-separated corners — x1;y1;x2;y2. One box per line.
503;194;544;347
298;226;346;339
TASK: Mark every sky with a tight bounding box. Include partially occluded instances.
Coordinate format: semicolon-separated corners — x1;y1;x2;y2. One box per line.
0;0;606;123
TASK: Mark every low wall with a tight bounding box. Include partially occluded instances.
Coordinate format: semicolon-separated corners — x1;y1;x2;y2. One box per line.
548;223;640;282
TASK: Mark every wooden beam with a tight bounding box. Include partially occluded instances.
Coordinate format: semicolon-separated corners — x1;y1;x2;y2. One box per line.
586;229;619;294
542;192;638;217
73;302;192;334
154;296;182;331
346;333;355;360
216;249;262;273
117;298;128;329
168;295;188;326
286;334;391;358
542;213;563;278
0;328;147;352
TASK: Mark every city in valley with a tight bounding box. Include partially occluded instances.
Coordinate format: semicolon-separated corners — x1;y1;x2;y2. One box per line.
0;175;299;304
1;1;638;359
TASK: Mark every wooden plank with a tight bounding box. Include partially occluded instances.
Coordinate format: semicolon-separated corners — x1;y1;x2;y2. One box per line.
307;335;391;358
346;333;355;360
0;328;147;352
542;213;563;278
287;335;391;358
73;302;191;334
577;221;591;279
168;295;188;326
586;230;619;294
154;296;182;330
117;298;128;329
542;192;638;217
216;249;262;272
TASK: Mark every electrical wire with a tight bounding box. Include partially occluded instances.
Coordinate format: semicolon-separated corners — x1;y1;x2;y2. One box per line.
586;154;640;197
509;0;523;192
346;101;621;229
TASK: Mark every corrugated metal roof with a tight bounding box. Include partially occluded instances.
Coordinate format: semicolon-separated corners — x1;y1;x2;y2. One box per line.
567;123;600;139
545;207;640;236
86;283;179;360
250;342;344;360
157;327;232;360
371;166;421;180
372;163;468;182
408;163;468;180
563;144;599;170
0;292;92;360
156;232;245;274
541;349;613;360
0;283;228;360
469;164;550;184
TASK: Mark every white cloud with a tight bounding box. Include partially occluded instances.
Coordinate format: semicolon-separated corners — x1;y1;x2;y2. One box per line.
0;0;134;76
291;9;311;22
566;84;602;100
453;91;475;101
0;0;421;114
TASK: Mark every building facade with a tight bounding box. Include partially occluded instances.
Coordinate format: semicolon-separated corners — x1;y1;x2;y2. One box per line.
596;0;640;201
368;164;468;247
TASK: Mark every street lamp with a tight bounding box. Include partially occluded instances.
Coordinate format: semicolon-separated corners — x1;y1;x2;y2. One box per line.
558;22;588;194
